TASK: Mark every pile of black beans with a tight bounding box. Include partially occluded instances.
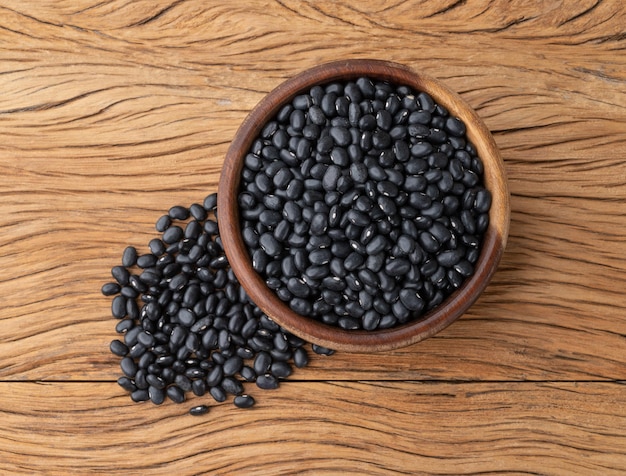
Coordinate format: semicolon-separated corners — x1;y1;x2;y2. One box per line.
239;77;491;331
102;193;334;415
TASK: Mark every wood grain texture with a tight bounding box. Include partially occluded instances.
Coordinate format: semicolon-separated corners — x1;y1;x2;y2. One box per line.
1;381;625;475
1;0;626;473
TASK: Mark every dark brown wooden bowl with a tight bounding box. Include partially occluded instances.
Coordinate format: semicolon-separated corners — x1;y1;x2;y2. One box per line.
218;59;510;352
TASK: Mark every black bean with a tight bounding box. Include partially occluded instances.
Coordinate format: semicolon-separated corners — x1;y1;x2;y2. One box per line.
366;235;388;254
135;254;156;269
222;356;243;377
189;405;209;416
111;266;130;286
102;282;121;296
110;339;128;357
256;374;279;390
411;141;433;157
312;344;335;356
120;286;138;299
309;248;331;265
234;394;255;409
120;356;137;378
222;377;244;395
168;205;189;220
372;130;391;149
177;308;196;327
111;295;127;318
328;126;350;146
399;288;425;312
120;246;137;267
259;233;282;258
162;226;183;244
131;389;150;402
270;361;292;379
445;116;466;137
474;188;492;213
322;164;341;191
385;258;411;276
376;110;392;131
117;376;136;393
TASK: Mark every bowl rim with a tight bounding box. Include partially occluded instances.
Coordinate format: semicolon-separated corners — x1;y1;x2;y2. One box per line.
218;59;510;352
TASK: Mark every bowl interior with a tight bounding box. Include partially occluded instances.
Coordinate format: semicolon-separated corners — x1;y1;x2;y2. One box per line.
218;59;509;352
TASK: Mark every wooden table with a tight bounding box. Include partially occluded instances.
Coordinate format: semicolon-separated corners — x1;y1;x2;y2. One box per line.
1;1;625;474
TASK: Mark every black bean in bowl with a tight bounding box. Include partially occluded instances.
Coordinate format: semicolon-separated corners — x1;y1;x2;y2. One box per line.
238;77;491;332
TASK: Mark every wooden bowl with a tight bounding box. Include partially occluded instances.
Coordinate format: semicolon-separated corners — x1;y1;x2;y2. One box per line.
218;59;510;352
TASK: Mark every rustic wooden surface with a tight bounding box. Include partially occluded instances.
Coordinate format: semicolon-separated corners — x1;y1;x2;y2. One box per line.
1;1;625;474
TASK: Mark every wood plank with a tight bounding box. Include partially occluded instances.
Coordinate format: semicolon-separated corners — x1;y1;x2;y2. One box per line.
0;381;625;475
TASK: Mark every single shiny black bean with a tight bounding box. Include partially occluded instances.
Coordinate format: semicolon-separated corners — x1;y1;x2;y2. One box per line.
474;188;492;213
117;376;136;393
270;361;292;379
146;374;166;390
204;383;226;403
110;339;128;357
177;308;196;327
120;357;138;378
137;331;155;347
312;344;335;356
256;374;279;390
131;389;150;402
422;202;444;219
191;379;207;397
356;77;376;97
162;226;183;244
189;404;209;416
222;356;243;377
476;213;489;233
366;235;388;254
111;295;127;318
234;394;255;408
329;126;351;146
290;297;312;315
147;238;166;256
365;254;384;273
283;201;302;223
372;130;391;149
155;214;171;232
411;141;433;157
309;249;331;265
330;147;349;167
445;116;466;137
121;246;138;267
322;164;341;191
308;104;326;125
237;366;255;383
399;288;425;312
259;233;282;258
385;258;411;276
338;316;360;329
454;260;474;277
419;232;440;253
115;319;134;334
120;286;138;299
253;351;272;375
287;277;310;298
111;266;130;285
221;377;243;395
376;110;392;130
343;252;365;272
102;282;121;296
